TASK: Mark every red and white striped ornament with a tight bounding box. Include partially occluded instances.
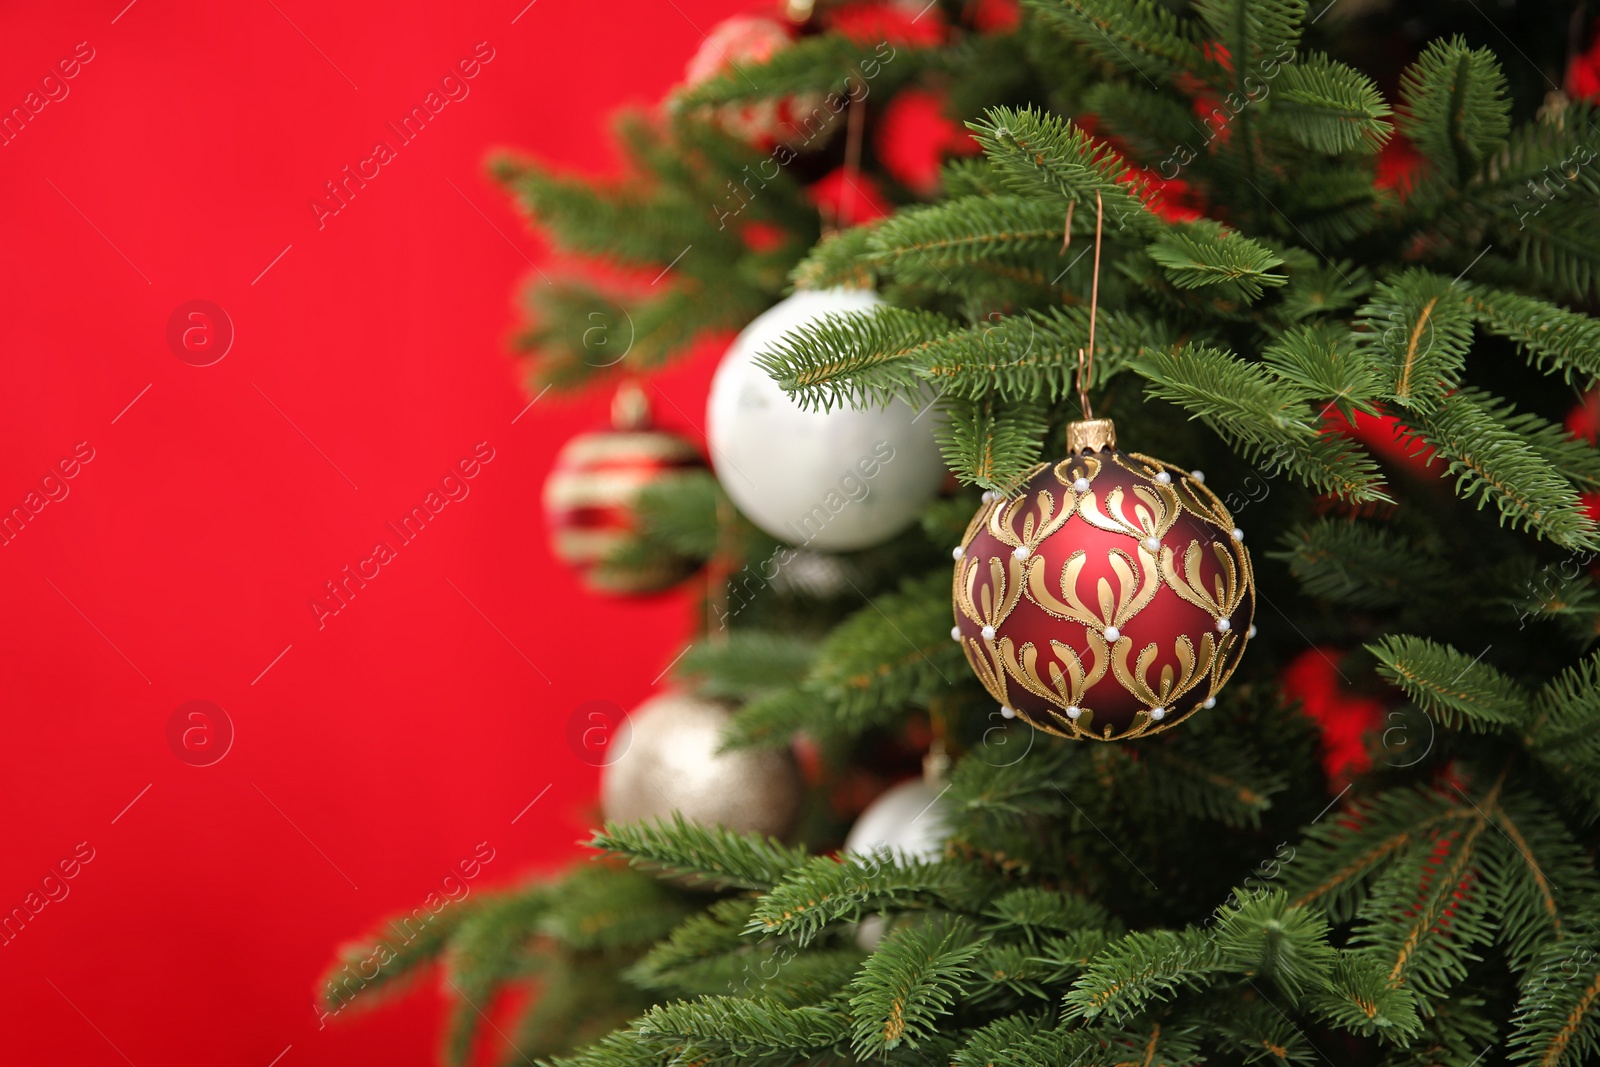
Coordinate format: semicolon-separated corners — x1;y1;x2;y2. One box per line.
543;383;705;595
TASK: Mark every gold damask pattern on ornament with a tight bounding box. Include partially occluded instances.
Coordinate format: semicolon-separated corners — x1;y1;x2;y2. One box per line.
954;449;1255;741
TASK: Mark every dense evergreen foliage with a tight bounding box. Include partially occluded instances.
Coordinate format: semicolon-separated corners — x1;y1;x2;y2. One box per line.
323;2;1600;1064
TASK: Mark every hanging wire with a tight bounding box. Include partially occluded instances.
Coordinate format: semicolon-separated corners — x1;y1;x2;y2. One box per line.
1074;190;1105;420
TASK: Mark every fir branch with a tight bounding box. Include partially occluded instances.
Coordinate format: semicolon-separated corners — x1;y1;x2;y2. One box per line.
1367;634;1528;731
937;396;1049;490
676;631;818;700
1508;934;1600;1067
1344;772;1506;1011
1133;344;1390;502
1062;927;1222;1023
755;304;959;412
635;996;849;1067
846;917;987;1058
442;891;550;1065
1285;787;1473;922
864;195;1088;281
1274;255;1374;322
968;105;1157;234
954;1014;1098;1067
1355;268;1474;414
1212;891;1336;999
747;854;990;945
1464;285;1600;386
1273;518;1452;611
920;305;1170;404
1261;323;1381;420
804;570;970;736
1145;220;1288;302
719;689;821;751
1530;654;1600;821
1270;52;1394;156
792;224;879;291
1411;388;1599;550
320;914;474;1019
591;814;810;892
1482;790;1599;975
629;898;758;994
1397;37;1511;186
1021;0;1203;83
630;469;724;562
539;864;693;952
1192;0;1303;186
1304;952;1422;1039
673;34;917;108
983;887;1118;944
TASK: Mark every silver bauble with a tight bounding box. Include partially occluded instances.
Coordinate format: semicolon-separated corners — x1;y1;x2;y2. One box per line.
844;777;952;949
601;692;802;839
844;778;951;864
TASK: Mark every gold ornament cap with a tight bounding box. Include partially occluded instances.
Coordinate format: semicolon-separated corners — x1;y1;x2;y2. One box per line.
1065;418;1117;454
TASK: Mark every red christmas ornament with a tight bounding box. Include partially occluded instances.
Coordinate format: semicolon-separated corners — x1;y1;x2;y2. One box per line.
952;419;1255;740
678;15;821;150
1568;21;1600;100
1281;647;1383;785
877;88;980;195
543;383;705;595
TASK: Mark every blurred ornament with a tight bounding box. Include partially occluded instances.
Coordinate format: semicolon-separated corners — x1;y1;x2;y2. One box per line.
769;547;851;597
877;88;979;195
826;1;946;46
1569;20;1600;100
677;15;822;149
843;750;951;948
807;168;891;226
601;692;803;839
843;767;950;864
969;0;1021;33
953;418;1256;740
1282;648;1384;786
543;382;705;595
706;288;946;551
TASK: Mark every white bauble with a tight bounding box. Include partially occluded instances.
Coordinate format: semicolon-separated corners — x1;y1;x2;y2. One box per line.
601;692;802;839
844;778;951;949
844;778;951;864
706;289;946;551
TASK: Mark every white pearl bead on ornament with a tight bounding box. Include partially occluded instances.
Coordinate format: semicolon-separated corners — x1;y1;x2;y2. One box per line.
1013;545;1031;561
1155;471;1172;485
950;625;961;641
1203;697;1217;709
1231;527;1244;542
1065;706;1081;719
1000;705;1016;719
1150;707;1166;721
1073;477;1090;493
952;545;964;560
1143;537;1161;553
981;625;997;641
1216;617;1231;632
1104;625;1121;642
1191;470;1206;483
1248;624;1258;639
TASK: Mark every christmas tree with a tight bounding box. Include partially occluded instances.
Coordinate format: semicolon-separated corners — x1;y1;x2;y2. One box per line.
322;2;1600;1064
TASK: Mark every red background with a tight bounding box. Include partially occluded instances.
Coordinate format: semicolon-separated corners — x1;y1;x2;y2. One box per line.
0;1;750;1062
